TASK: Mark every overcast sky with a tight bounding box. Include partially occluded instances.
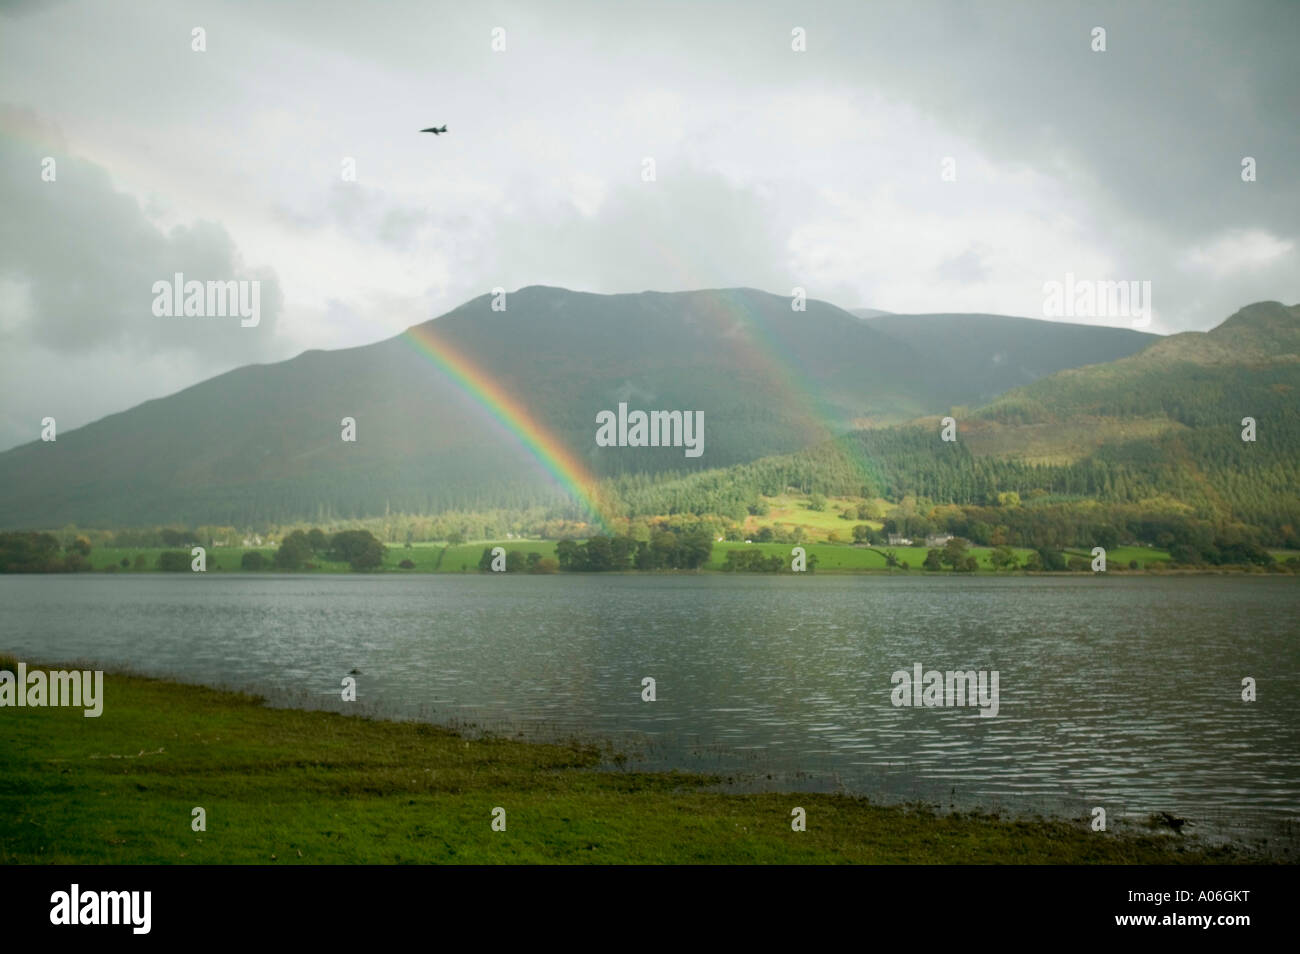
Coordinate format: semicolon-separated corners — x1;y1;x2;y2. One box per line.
2;0;1297;451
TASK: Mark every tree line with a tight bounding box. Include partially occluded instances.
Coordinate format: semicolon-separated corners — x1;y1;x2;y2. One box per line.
481;531;714;573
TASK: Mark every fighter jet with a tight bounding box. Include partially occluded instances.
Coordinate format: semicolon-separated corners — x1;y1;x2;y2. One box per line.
420;125;448;135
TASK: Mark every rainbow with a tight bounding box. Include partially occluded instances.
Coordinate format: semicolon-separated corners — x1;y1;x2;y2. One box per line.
692;289;878;482
398;289;878;531
401;322;616;528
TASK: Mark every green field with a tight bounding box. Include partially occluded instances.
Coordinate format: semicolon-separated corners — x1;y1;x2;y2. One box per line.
749;493;888;538
0;664;1258;864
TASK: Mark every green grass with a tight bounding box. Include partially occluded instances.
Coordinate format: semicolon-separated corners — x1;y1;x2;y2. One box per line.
752;493;887;538
0;667;1257;864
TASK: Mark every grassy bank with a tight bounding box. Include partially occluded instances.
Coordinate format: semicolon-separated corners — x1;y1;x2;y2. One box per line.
0;665;1263;864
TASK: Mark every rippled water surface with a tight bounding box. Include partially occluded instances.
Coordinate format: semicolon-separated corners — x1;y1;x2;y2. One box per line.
4;573;1297;834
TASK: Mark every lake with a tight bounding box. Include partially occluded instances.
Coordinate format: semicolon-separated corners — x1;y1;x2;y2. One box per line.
3;573;1297;839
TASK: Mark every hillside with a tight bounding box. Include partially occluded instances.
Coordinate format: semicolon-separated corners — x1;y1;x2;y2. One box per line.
866;313;1157;407
622;302;1300;540
0;287;1157;529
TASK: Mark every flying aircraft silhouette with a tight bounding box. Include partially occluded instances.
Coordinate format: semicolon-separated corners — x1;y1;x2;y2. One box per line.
420;125;448;135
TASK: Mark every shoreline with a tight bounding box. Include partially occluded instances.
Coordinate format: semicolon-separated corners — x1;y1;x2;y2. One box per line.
6;566;1298;577
2;661;1289;864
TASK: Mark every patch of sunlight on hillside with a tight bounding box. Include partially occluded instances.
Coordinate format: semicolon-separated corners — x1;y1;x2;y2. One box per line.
963;416;1187;464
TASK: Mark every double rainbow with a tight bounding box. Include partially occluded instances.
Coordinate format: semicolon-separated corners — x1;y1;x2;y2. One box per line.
400;289;872;528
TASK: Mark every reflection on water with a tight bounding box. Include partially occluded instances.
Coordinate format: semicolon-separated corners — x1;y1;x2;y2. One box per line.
3;573;1297;837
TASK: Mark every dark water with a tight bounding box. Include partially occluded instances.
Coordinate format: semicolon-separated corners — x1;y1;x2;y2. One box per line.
3;573;1297;838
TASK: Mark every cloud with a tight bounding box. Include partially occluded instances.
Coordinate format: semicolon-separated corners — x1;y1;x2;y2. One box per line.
1180;229;1295;279
0;106;285;362
935;245;993;285
0;105;294;450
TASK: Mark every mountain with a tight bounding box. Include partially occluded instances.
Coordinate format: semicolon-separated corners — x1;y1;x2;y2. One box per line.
0;287;1160;528
951;302;1300;526
864;313;1158;408
849;307;892;319
969;301;1300;437
635;302;1298;536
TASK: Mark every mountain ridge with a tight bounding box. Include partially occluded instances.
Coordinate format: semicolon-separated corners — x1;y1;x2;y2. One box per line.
5;287;1270;530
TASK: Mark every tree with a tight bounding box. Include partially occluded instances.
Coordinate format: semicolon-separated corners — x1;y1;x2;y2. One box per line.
1093;525;1121;551
650;531;679;568
610;535;637;568
807;493;827;511
157;551;189;572
241;551;267;570
307;528;329;553
274;530;312;570
941;537;969;569
160;528;197;547
0;531;61;572
989;545;1018;570
679;530;713;569
923;549;944;571
585;536;614;570
1036;547;1067;571
329;530;386;570
555;540;580;570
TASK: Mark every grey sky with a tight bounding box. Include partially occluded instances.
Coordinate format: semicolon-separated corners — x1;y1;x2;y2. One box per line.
1;0;1297;451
